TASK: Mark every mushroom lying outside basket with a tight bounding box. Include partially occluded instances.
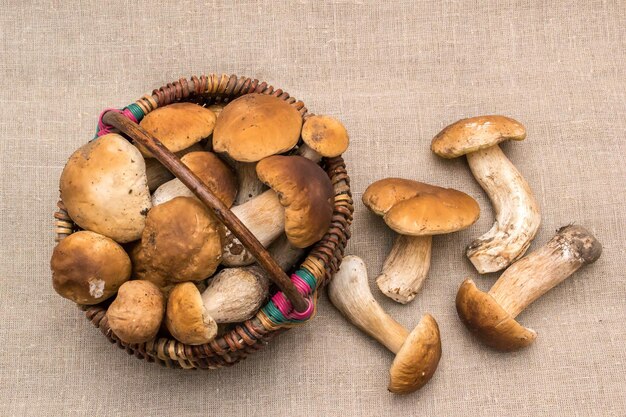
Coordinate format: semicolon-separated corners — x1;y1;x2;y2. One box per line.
53;74;353;369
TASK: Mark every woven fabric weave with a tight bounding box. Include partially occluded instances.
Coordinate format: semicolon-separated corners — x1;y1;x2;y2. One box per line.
1;1;624;416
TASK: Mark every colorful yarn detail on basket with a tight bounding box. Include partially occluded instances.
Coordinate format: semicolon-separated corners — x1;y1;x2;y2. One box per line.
94;103;145;138
259;268;318;328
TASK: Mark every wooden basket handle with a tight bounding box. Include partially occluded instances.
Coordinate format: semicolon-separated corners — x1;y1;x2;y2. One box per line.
102;110;309;312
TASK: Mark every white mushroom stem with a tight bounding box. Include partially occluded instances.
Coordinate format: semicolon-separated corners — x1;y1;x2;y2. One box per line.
488;224;602;318
329;256;409;353
221;190;285;266
465;145;541;273
296;144;322;162
376;235;432;304
233;162;266;205
144;144;203;191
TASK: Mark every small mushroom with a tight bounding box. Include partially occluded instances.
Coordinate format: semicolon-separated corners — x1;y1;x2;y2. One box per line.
363;178;480;303
298;115;349;161
328;256;441;394
137;102;216;157
145;143;204;191
431;115;541;273
131;197;224;290
51;231;131;304
213;93;302;162
222;156;333;266
151;151;237;207
59;133;151;243
166;282;217;345
456;224;602;351
106;280;165;344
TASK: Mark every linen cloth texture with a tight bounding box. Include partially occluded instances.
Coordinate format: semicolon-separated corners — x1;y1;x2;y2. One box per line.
1;0;624;416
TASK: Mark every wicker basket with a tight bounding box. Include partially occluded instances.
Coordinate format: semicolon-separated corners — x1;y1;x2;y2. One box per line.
53;74;353;369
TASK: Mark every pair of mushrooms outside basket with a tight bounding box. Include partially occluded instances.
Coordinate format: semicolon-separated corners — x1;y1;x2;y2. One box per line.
52;90;350;346
328;115;602;394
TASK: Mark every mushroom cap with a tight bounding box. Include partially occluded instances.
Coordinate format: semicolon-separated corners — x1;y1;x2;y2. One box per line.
151;151;238;207
301;115;349;157
431;115;526;158
362;178;479;236
456;279;537;351
388;314;442;394
138;102;216;157
60;133;151;243
213;94;302;162
256;155;333;248
166;282;217;345
106;280;165;344
51;231;131;305
132;197;224;289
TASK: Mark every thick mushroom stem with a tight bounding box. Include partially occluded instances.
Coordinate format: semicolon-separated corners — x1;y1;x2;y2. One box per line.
376;235;432;304
465;145;541;273
488;224;602;318
221;190;285;266
233;162;266;205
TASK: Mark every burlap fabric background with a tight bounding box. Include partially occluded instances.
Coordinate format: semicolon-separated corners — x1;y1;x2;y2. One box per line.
1;1;624;416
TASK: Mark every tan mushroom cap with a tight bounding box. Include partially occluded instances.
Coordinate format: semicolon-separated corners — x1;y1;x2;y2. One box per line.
431;115;526;158
456;279;537;351
388;314;442;394
213;94;302;162
60;133;151;243
363;178;480;236
106;280;165;344
132;197;224;289
256;155;333;248
166;282;217;345
138;102;217;157
51;231;131;305
180;151;237;206
301;115;349;157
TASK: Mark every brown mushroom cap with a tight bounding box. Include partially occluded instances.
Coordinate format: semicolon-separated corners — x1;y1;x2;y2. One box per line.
388;314;442;394
431;115;526;158
51;231;131;305
301;115;349;157
456;279;537;351
132;197;224;289
363;178;479;236
166;282;217;345
59;133;151;243
213;94;302;162
106;280;165;344
256;155;333;248
138;102;216;157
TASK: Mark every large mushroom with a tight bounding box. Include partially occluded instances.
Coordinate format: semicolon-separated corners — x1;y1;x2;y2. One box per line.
213;93;302;162
221;155;333;266
137;102;216;157
431;115;541;274
151;151;237;207
106;280;165;344
363;178;480;303
456;224;602;351
298;115;349;162
59;133;151;243
131;197;224;290
328;256;441;394
51;231;131;305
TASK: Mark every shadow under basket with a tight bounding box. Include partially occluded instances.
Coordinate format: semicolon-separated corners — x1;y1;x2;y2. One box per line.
53;74;353;369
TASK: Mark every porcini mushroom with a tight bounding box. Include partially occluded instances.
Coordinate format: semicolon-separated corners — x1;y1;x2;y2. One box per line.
456;224;602;351
59;133;151;243
166;282;217;345
213;93;302;162
328;256;441;394
132;197;224;290
151;151;237;207
298;115;349;162
363;178;480;303
107;280;165;344
137;102;216;157
221;155;333;266
51;231;131;305
145;143;204;191
431;115;541;273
